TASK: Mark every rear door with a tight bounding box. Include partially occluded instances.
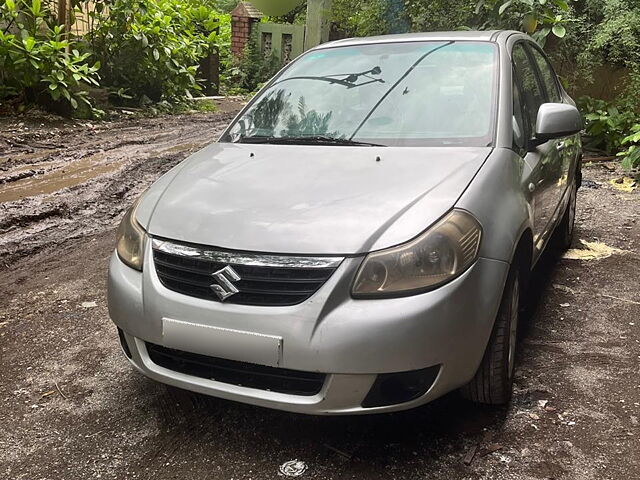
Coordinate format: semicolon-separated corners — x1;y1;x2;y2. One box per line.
511;41;563;253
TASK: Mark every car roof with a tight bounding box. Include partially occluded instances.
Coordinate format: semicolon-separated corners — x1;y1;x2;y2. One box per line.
315;30;522;50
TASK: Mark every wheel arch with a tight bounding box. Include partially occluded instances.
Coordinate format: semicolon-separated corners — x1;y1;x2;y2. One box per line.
511;227;533;291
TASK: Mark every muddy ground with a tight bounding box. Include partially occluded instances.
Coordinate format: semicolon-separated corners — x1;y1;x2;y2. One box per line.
0;104;639;480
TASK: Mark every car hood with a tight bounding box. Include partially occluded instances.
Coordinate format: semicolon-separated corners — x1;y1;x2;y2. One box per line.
140;143;491;255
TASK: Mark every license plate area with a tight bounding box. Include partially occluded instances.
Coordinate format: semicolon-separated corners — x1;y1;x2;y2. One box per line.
161;317;283;367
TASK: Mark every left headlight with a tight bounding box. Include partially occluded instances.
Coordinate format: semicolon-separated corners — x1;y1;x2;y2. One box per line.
352;210;482;298
116;199;146;271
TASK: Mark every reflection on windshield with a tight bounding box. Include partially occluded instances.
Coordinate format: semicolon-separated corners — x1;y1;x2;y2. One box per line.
223;41;498;147
272;66;385;90
242;90;337;138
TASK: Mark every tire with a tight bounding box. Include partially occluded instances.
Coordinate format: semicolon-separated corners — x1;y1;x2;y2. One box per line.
460;264;520;405
551;179;578;251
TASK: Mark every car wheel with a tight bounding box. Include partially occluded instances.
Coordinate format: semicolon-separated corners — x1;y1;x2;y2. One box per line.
551;179;578;251
460;264;520;405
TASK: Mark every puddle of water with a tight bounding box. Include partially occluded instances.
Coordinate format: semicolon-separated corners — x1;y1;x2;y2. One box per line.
0;152;125;203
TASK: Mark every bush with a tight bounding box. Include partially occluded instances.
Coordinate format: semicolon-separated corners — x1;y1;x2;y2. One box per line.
0;0;100;113
223;30;282;94
88;0;222;103
618;125;640;173
331;0;407;37
578;96;639;154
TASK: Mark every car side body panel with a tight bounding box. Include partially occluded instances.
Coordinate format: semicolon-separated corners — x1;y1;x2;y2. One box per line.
456;148;532;263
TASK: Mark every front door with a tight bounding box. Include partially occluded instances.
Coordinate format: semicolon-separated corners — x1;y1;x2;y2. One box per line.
527;43;576;223
511;42;564;253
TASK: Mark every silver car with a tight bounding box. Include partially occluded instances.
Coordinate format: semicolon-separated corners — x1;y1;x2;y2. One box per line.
108;31;582;414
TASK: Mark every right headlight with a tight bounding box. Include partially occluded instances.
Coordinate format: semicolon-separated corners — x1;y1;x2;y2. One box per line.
116;198;146;271
352;210;482;298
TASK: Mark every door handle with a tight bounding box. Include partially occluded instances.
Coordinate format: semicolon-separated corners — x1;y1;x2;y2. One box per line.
556;141;566;152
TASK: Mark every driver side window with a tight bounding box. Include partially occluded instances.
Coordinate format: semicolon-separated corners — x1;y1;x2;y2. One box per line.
529;46;562;104
512;43;545;137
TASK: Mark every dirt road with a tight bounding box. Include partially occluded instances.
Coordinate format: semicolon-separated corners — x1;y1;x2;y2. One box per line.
1;106;639;480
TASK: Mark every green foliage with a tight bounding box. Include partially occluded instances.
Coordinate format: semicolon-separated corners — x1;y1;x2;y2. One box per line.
548;0;640;103
211;0;240;13
214;13;233;92
588;0;640;69
88;0;222;102
404;0;476;32
331;0;408;37
617;124;640;172
474;0;571;45
223;31;282;94
579;96;639;154
0;0;100;113
331;0;570;42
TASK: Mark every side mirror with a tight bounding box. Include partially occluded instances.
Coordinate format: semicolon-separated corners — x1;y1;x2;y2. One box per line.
530;103;583;149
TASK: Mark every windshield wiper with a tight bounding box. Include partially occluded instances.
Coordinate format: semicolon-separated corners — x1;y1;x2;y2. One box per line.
236;135;386;147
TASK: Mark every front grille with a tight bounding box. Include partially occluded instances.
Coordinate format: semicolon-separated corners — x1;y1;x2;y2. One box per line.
152;238;341;306
146;342;325;396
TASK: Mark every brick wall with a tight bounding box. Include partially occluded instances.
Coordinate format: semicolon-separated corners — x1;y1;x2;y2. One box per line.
231;16;258;57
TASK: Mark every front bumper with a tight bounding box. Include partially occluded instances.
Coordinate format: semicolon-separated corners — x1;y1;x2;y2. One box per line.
108;242;509;414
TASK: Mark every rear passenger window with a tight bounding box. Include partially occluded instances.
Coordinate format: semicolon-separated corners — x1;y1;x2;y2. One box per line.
528;46;561;103
512;43;545;135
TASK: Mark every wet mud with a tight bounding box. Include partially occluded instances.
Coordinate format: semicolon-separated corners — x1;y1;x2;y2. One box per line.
0;108;638;479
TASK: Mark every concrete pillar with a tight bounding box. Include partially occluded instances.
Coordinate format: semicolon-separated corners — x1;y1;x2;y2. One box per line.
304;0;332;50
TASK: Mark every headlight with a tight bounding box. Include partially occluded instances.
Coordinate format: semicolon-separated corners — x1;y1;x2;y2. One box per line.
116;199;146;271
352;210;482;297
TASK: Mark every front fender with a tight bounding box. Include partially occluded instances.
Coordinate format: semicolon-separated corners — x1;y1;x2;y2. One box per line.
457;148;532;264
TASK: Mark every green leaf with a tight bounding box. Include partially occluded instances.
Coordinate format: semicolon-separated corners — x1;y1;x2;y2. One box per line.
555;0;569;11
23;36;36;52
70;97;78;109
31;0;41;16
153;48;160;61
6;0;15;11
498;0;513;14
523;13;538;33
552;24;566;38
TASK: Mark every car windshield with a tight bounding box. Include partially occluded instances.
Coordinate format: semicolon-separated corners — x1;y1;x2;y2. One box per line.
222;41;498;147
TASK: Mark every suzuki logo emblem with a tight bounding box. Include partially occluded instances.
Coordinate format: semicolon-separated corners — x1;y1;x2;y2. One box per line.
210;266;241;301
